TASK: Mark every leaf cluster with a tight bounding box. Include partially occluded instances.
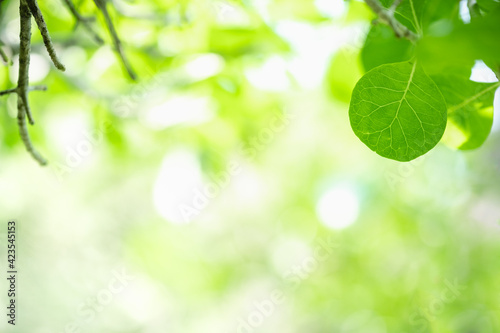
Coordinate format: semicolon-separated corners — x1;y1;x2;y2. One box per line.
348;0;500;161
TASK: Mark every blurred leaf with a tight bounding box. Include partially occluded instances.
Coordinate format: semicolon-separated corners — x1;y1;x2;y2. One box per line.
360;24;414;72
432;74;499;150
420;0;460;27
477;0;500;12
209;26;289;56
417;8;500;76
378;0;460;33
349;61;447;161
378;0;425;33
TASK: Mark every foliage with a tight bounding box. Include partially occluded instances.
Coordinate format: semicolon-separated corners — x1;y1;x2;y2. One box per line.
1;0;499;164
349;61;447;161
349;0;500;161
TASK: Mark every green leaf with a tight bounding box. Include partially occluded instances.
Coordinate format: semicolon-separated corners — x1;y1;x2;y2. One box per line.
349;61;447;161
380;0;460;33
379;0;425;33
432;75;499;150
394;0;425;33
421;0;461;27
360;24;414;72
417;9;500;76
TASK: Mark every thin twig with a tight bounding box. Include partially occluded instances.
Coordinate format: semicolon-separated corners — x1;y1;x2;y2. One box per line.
62;0;104;44
18;98;47;165
18;0;47;165
93;0;137;80
26;0;66;71
0;88;16;96
0;86;47;96
364;0;418;41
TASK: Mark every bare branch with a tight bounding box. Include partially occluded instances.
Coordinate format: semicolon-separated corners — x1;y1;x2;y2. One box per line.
19;0;35;125
17;98;47;165
26;0;66;71
93;0;137;80
0;88;17;96
0;86;47;96
18;0;47;165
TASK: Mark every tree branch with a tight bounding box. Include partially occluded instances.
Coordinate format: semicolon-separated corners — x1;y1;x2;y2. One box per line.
26;0;66;71
93;0;137;80
364;0;418;41
19;0;34;125
17;98;47;165
18;0;47;165
62;0;104;44
0;85;46;96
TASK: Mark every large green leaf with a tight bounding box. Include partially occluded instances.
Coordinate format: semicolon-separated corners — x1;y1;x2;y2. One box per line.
432;75;499;150
360;24;414;72
349;61;447;161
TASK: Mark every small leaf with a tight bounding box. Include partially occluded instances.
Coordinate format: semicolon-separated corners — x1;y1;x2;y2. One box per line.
432;75;499;150
349;61;447;161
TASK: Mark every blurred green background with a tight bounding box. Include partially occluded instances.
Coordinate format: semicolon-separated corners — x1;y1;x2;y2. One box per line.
1;0;500;332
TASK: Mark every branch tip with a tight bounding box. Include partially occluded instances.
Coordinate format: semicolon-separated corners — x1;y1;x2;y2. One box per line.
25;0;66;71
